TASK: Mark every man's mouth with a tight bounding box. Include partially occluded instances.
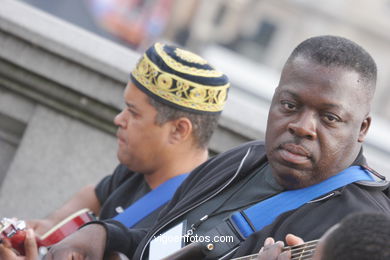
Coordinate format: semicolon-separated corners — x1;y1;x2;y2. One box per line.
116;132;126;144
278;143;311;165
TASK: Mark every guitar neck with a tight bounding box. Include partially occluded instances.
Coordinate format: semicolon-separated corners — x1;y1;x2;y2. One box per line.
1;208;95;255
232;239;319;260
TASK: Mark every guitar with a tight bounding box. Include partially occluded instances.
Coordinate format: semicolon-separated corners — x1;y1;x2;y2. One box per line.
231;240;318;260
162;239;318;260
0;208;95;255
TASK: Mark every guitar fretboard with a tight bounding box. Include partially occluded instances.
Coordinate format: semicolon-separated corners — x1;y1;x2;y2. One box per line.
232;239;319;260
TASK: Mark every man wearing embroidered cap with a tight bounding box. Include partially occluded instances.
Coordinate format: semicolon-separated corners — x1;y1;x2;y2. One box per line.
25;43;229;244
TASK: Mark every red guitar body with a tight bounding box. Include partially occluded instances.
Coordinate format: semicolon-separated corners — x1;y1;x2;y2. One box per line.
0;208;95;255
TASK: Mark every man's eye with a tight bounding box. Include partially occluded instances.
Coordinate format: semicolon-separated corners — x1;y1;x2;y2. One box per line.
127;109;138;116
281;101;296;111
324;114;340;123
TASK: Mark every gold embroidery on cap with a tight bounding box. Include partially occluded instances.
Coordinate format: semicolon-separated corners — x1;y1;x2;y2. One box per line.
174;48;208;65
154;43;223;78
132;55;229;112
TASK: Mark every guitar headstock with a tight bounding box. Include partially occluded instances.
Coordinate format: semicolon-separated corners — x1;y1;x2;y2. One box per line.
0;217;28;255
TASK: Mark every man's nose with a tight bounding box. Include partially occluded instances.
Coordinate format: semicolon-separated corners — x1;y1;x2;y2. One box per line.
114;110;127;127
287;111;317;140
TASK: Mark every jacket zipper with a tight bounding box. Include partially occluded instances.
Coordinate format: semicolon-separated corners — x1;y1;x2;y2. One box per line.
139;147;253;259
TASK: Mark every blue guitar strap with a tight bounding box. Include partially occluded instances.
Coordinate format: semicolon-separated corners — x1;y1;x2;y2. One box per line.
113;173;189;228
230;165;374;238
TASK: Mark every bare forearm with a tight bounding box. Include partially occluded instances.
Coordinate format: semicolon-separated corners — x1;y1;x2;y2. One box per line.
28;184;101;234
46;184;101;222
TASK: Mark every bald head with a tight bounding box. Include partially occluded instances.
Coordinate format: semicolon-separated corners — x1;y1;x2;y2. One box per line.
285;35;377;103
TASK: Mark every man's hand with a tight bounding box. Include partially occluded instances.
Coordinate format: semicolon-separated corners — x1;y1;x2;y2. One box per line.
256;235;305;260
285;234;304;247
256;238;290;260
44;224;106;260
0;229;38;260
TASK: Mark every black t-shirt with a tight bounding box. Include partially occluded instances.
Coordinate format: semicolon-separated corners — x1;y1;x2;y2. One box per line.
95;164;161;228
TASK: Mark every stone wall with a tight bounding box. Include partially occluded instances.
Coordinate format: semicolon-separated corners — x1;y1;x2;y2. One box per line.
0;0;262;219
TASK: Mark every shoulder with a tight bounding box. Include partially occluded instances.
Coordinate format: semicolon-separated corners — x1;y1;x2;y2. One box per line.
279;183;390;235
338;182;390;210
289;183;390;226
252;183;390;244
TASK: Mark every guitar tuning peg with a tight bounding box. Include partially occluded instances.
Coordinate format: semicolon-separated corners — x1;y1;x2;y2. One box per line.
14;220;27;231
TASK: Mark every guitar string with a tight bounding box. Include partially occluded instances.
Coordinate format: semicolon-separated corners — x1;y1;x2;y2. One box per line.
231;240;319;260
231;248;316;260
291;248;315;260
289;240;319;251
291;248;316;257
232;249;315;260
292;252;315;260
289;242;316;260
291;247;316;256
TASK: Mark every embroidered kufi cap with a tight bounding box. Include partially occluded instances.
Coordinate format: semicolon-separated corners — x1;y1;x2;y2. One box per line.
131;43;230;114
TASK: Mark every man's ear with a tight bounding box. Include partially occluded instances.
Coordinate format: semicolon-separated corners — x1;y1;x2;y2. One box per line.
358;116;371;143
169;117;192;144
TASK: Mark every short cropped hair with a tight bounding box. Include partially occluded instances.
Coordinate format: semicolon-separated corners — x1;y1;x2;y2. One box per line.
322;213;390;260
286;35;377;99
148;97;220;149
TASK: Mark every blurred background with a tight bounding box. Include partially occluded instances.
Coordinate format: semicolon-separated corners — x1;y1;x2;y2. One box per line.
1;0;389;218
18;0;390;116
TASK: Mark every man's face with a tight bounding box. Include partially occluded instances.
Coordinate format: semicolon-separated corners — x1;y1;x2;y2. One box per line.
265;57;371;189
114;83;172;174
